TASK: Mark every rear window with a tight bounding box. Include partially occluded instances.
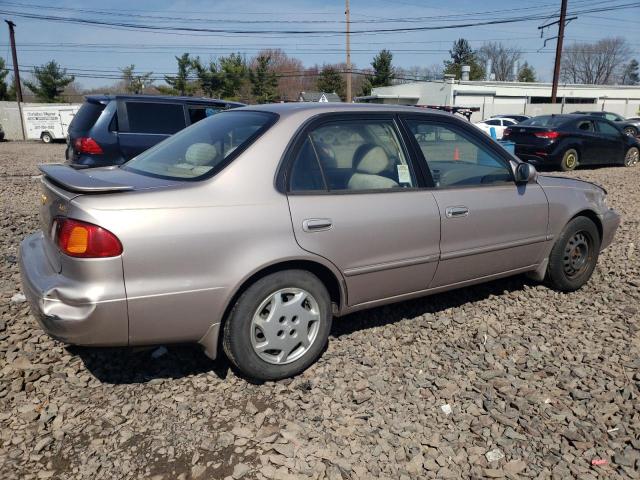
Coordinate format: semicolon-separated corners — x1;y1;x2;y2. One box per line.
126;102;186;134
123;110;277;180
70;101;105;130
520;116;567;127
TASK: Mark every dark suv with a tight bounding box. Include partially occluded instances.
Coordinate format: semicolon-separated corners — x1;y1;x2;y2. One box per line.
67;95;244;167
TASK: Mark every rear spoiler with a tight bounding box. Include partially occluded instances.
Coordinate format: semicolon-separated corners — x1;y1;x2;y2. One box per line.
39;164;134;194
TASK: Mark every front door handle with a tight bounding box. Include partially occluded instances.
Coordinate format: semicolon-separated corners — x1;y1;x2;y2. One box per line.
302;218;333;232
445;206;469;218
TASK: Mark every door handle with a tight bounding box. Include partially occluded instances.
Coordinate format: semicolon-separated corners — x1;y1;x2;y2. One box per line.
302;218;333;232
445;206;469;218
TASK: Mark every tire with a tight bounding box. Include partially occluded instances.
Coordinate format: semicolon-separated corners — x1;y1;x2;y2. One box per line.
560;148;579;171
546;216;601;292
223;270;332;381
624;146;639;167
41;132;52;144
623;126;638;137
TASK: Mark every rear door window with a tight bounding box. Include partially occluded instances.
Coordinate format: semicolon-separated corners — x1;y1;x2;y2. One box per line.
288;119;417;192
595;120;620;136
126;102;186;134
188;106;224;125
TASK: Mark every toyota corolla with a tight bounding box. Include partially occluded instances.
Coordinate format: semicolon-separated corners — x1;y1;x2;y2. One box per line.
20;104;620;380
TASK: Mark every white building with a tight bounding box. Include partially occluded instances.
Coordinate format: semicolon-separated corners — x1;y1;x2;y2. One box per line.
358;79;640;121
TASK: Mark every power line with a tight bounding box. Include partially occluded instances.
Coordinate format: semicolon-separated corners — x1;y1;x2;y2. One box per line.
1;2;638;37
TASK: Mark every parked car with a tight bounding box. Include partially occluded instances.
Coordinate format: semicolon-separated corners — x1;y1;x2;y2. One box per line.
0;123;4;141
572;111;640;137
491;114;531;123
21;104;621;381
504;114;640;171
475;117;518;138
66;94;244;167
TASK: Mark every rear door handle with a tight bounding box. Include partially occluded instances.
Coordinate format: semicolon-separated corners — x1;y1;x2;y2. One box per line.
302;218;333;232
445;206;469;218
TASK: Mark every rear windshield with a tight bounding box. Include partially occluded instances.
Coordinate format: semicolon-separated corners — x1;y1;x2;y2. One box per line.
122;110;277;180
520;116;567;127
70;101;105;130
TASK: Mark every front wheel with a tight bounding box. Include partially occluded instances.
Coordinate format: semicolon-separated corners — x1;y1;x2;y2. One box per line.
223;270;332;381
41;132;53;144
546;217;600;292
560;148;579;171
624;147;639;167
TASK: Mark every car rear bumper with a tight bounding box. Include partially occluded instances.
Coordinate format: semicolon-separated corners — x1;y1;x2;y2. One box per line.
601;208;621;251
19;232;129;346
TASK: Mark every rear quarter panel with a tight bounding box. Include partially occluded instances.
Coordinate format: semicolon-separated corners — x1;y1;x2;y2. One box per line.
70;118;342;345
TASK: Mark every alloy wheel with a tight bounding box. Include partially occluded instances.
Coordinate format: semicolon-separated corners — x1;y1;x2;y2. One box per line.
250;288;320;365
624;147;639;167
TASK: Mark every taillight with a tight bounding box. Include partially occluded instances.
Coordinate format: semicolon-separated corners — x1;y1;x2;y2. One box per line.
503;128;512;137
534;131;561;139
74;137;103;154
54;218;122;258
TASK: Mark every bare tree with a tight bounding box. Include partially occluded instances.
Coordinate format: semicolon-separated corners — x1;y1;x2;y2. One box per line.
561;37;631;85
478;42;521;81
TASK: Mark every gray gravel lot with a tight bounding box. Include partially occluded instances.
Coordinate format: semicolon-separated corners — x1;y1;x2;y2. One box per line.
0;141;638;479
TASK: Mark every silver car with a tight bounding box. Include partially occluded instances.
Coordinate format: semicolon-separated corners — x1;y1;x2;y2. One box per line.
20;104;620;380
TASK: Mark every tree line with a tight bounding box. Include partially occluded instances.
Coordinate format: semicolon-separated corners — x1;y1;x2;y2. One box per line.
0;37;637;104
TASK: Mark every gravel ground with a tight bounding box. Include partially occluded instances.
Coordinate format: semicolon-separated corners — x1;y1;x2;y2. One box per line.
0;141;638;480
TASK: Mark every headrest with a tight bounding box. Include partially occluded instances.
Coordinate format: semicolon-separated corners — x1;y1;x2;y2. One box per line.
354;145;391;175
185;143;218;166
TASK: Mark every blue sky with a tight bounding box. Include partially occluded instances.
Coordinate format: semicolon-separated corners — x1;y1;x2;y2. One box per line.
1;0;638;89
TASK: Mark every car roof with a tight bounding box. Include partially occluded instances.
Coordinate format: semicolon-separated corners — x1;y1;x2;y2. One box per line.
234;102;457;120
84;94;245;107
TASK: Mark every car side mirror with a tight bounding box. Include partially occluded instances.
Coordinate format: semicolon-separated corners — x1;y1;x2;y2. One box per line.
515;162;537;184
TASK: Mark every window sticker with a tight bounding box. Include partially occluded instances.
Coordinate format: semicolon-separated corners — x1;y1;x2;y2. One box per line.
397;164;411;184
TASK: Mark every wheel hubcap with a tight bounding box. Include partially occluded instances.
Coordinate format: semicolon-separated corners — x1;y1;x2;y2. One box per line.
625;148;639;166
563;232;591;278
566;153;577;168
250;288;320;365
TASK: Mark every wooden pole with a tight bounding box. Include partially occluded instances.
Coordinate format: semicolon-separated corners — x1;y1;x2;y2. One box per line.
551;0;568;104
345;0;352;102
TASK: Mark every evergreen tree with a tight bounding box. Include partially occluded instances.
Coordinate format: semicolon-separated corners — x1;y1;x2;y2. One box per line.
0;58;9;100
316;65;345;100
249;55;278;103
219;53;247;100
159;53;196;96
443;39;485;80
192;57;223;98
120;64;153;94
360;49;395;96
24;61;74;102
621;59;639;85
517;62;537;82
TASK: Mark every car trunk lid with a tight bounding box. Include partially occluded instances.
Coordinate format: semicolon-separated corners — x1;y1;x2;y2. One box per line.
38;164;183;272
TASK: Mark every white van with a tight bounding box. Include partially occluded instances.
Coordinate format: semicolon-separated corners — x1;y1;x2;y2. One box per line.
23;105;81;143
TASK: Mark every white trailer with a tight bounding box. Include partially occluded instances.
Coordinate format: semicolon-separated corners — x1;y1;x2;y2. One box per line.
22;104;81;143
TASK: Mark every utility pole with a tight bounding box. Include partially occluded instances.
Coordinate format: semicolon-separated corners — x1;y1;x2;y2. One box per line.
550;0;568;104
5;19;25;140
345;0;352;103
5;20;23;102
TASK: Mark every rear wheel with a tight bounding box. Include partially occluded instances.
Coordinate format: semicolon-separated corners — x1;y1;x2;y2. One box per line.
546;216;600;292
560;148;579;171
223;270;332;381
623;126;638;137
41;132;52;144
624;147;639;167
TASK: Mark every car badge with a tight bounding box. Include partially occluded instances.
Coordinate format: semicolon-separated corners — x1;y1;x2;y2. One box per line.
40;194;47;205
